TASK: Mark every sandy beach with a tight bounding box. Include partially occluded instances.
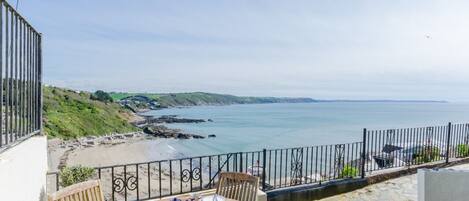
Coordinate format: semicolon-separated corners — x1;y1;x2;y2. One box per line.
47;132;185;172
47;135;217;199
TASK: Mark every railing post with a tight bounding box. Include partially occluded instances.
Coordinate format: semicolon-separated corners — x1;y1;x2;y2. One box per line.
55;173;59;191
239;152;243;173
262;149;267;191
446;122;452;164
361;128;367;179
39;33;43;133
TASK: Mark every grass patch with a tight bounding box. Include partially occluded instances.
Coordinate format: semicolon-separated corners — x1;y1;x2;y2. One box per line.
340;165;359;178
60;166;95;187
43;86;139;139
457;144;469;157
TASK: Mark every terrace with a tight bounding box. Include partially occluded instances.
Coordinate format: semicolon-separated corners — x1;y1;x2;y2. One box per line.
1;1;469;201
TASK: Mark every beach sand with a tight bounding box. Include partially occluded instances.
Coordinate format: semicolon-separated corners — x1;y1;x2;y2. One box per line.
47;133;180;172
47;136;215;199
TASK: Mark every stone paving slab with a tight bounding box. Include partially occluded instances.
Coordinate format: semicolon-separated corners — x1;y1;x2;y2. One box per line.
320;163;469;201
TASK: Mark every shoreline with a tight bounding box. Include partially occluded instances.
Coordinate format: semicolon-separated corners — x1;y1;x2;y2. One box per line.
47;113;213;171
48;132;146;171
48;132;188;171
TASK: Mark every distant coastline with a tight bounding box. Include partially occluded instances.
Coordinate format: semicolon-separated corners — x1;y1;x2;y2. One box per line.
110;92;317;112
109;91;448;112
316;99;448;103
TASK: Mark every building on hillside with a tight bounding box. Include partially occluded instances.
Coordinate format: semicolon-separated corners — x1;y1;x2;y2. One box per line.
118;95;161;110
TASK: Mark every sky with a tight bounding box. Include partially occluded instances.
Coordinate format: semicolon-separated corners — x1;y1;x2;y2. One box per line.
16;0;469;101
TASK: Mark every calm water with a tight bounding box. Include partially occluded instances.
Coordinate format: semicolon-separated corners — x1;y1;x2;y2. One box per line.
143;102;469;157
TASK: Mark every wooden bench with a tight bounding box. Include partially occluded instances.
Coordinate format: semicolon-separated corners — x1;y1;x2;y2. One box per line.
217;172;260;201
48;180;105;201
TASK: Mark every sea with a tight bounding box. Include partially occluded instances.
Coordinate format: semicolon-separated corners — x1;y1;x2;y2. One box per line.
143;102;469;158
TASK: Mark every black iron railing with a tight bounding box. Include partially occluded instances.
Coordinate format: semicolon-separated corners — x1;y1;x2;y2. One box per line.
0;0;42;151
49;152;264;200
363;123;469;173
47;142;364;200
263;142;363;190
47;122;469;201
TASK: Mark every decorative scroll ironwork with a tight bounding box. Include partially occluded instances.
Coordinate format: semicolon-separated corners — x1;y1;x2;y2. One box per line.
113;178;125;193
113;175;138;193
290;148;303;185
181;167;201;182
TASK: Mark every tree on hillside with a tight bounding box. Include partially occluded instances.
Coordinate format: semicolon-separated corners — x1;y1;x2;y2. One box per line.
90;90;113;103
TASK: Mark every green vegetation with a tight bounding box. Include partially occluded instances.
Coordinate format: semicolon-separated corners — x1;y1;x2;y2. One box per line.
60;166;95;187
44;87;313;139
414;146;440;163
108;92;137;101
90;90;113;103
43;86;139;139
109;92;316;108
340;165;359;178
457;144;469;157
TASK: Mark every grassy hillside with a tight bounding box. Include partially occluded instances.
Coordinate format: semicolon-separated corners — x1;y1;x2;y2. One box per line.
110;92;316;108
43;86;139;139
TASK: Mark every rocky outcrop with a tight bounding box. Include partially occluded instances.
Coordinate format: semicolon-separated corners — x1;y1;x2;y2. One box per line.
156;115;206;123
133;115;207;126
132;115;210;139
143;125;205;139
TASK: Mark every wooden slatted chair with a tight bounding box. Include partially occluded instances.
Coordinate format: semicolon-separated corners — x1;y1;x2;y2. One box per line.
216;172;259;201
48;180;105;201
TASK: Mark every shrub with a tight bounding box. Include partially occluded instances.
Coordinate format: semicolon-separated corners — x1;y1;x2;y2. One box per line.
340;165;358;178
457;144;469;157
60;166;95;187
414;146;440;163
90;90;113;103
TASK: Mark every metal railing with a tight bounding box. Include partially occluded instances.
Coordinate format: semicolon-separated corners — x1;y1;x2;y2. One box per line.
47;142;364;200
363;123;469;173
263;142;363;190
49;152;264;201
47;122;469;201
0;0;42;151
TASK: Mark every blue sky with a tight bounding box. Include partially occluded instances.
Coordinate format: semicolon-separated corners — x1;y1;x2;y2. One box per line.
18;0;469;100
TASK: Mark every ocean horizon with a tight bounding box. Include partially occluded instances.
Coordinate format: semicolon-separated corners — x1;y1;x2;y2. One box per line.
143;102;469;158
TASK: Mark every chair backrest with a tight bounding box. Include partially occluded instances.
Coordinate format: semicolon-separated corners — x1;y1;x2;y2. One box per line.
48;180;105;201
216;172;259;201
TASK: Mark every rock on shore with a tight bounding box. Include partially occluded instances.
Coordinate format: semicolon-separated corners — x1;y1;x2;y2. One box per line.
143;125;205;139
134;115;207;126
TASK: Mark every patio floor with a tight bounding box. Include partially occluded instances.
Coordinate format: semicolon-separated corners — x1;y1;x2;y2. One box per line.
320;163;469;201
